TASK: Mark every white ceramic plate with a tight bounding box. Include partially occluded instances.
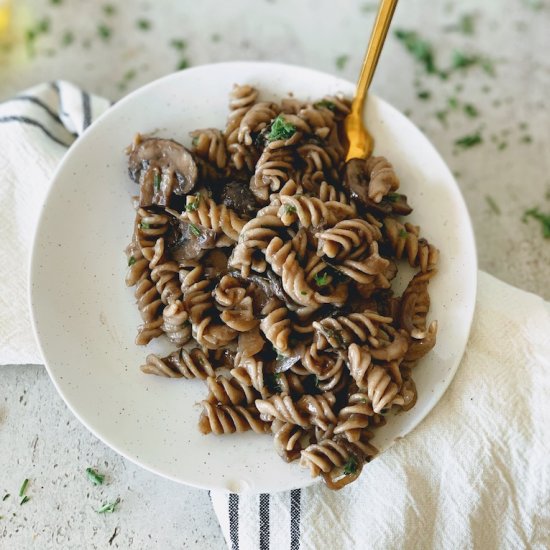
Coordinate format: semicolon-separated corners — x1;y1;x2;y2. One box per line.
30;61;477;493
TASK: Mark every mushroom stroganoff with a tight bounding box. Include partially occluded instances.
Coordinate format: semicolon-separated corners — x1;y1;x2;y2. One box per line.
124;84;438;489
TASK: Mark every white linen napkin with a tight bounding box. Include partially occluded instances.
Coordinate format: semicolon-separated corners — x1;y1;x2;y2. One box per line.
1;83;549;550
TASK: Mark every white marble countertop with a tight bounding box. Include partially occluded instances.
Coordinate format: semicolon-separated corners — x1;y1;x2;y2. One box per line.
0;0;548;548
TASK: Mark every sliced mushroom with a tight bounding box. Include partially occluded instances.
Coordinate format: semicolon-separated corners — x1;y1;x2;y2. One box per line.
128;137;198;207
166;221;217;262
220;181;258;217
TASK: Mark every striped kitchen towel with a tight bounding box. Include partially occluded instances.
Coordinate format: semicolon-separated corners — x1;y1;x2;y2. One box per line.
0;81;109;364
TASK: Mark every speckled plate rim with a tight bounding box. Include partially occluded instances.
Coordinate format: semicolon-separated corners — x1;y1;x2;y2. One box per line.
29;61;477;493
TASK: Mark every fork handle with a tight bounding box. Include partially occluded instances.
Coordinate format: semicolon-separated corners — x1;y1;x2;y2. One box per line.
353;0;399;112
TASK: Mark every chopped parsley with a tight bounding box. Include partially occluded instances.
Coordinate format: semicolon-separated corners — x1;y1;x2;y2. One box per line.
176;58;190;70
458;13;475;35
19;479;29;498
343;455;358;475
86;468;105;486
153;172;161;190
520;135;533;144
127;255;136;266
394;29;438;75
452;51;495;76
186;196;201;212
61;31;74;47
25;18;51;57
97;497;120;514
137;19;151;30
189;223;202;237
265;373;282;394
314;100;336;111
522;207;550;238
170;38;187;50
283;204;297;215
314;272;330;287
386;192;401;203
50;0;63;5
463;104;479;118
2;494;9;502
335;54;349;71
455;132;482;149
485;196;501;215
20;496;30;506
448;97;459;109
417;90;431;100
267;116;296;142
324;329;343;347
140;222;151;230
97;24;112;41
102;4;116;15
300;290;308;295
398;228;408;239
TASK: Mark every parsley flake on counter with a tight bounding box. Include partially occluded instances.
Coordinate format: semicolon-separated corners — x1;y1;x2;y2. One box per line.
177;59;190;70
394;29;438;75
97;24;112;41
2;494;9;502
97;497;120;514
455;132;482;149
417;90;431;100
20;496;30;506
19;479;29;498
464;104;479;118
61;31;74;47
520;135;533;144
50;0;63;5
189;223;202;237
25;18;51;57
268;116;296;142
314;272;330;287
170;38;187;50
102;4;116;16
137;19;151;31
335;54;349;71
458;13;475;35
343;455;358;475
485;196;501;215
522;207;550;238
86;468;105;486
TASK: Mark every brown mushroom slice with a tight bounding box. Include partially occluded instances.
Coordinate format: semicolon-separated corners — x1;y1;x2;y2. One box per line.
128;137;198;207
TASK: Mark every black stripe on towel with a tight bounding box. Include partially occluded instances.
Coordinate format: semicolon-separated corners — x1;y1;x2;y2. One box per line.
290;489;301;550
259;493;270;550
228;493;240;550
0;116;69;147
12;95;64;126
82;90;91;130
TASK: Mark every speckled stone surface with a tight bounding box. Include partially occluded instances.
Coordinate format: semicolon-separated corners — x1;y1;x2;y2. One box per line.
0;0;548;548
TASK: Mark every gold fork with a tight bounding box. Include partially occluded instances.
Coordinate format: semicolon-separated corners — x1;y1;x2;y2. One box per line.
345;0;399;161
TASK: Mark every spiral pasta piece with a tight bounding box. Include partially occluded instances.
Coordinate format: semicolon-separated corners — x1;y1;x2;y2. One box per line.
162;299;191;346
313;310;392;350
278;195;355;228
190;128;227;170
383;218;439;272
365;156;400;203
205;375;258;406
198;401;269;435
271;419;309;462
252;147;295;201
334;392;377;442
259;298;291;353
316;218;382;260
141;348;214;379
225;84;259;145
182;195;246;243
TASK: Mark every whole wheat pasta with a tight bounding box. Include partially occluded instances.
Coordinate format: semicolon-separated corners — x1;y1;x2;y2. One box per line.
124;84;439;489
